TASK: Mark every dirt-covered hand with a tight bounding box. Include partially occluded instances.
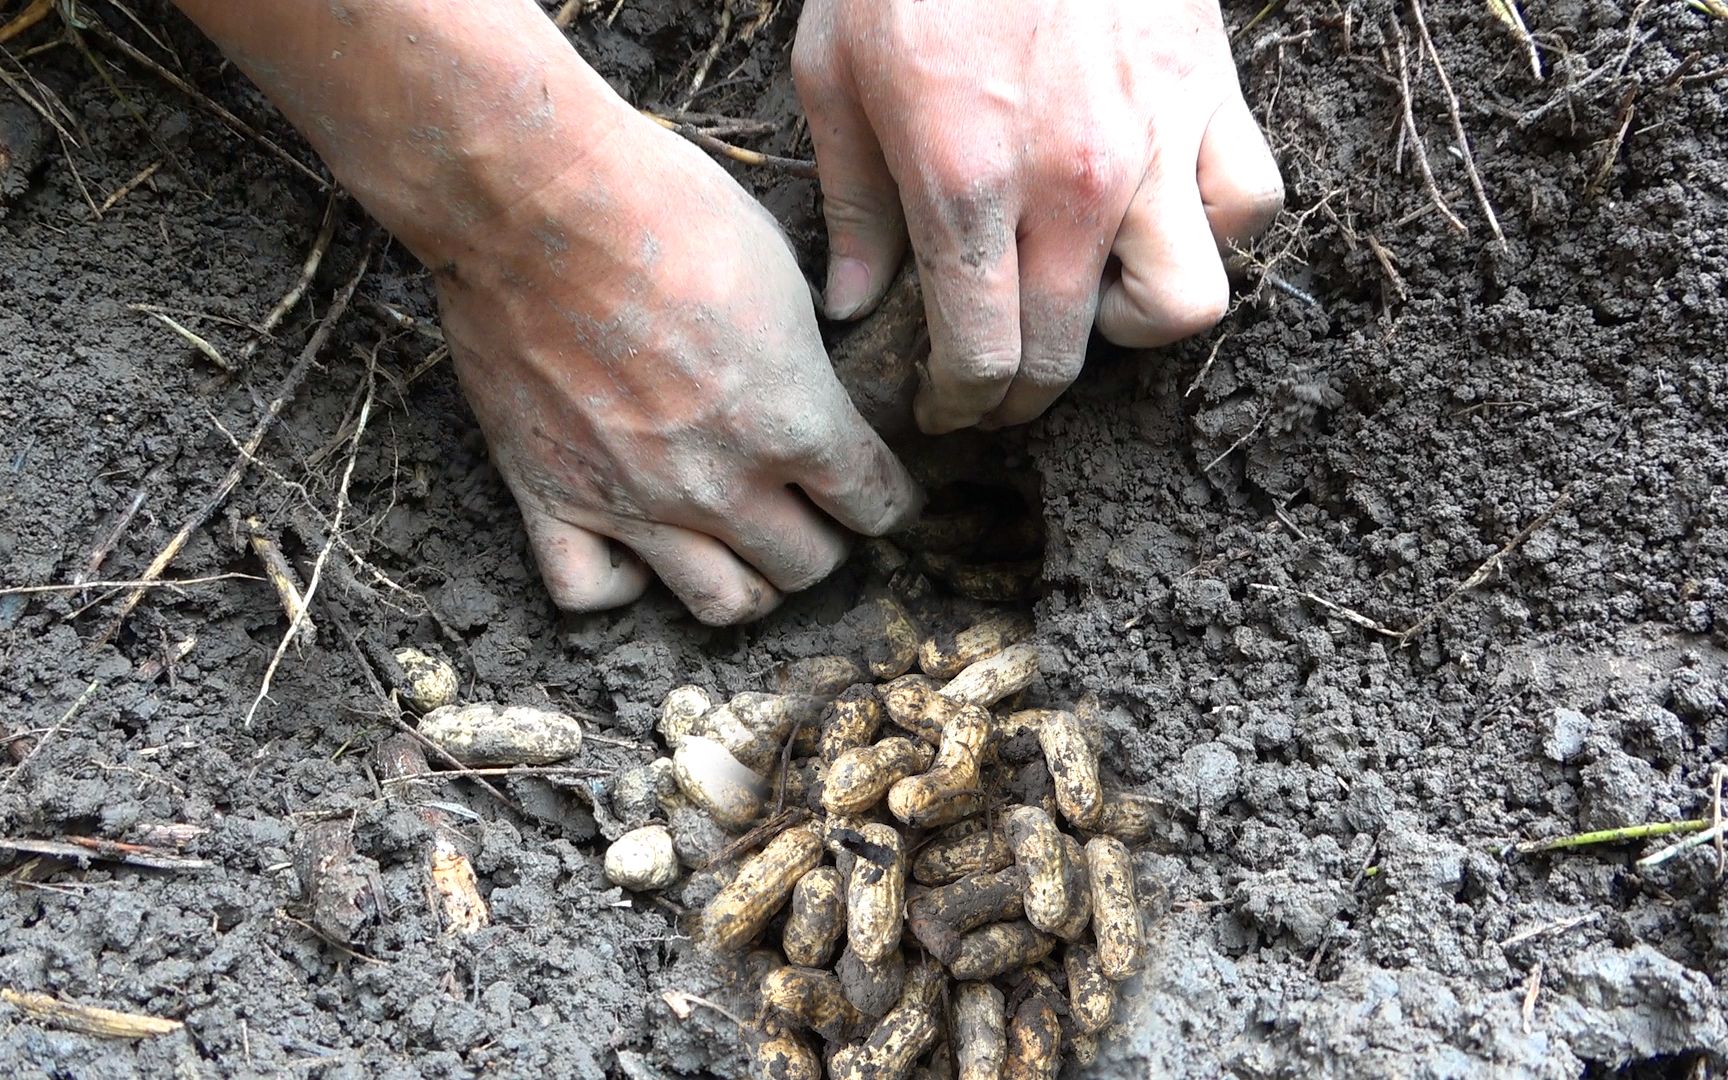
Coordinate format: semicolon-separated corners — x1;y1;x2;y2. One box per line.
793;0;1285;432
436;119;922;624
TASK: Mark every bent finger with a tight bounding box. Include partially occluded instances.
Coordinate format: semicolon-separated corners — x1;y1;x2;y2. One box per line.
1197;96;1285;250
616;521;784;626
792;402;924;536
1096;170;1229;349
709;488;854;593
907;196;1023;434
519;503;652;612
984;235;1105;427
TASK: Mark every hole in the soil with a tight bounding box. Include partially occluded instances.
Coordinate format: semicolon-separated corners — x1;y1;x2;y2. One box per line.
893;478;1046;604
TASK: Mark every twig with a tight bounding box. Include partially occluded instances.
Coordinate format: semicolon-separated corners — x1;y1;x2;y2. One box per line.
71;462;162;587
1713;765;1725;878
96;157;162;213
1365;233;1409;302
245;516;315;647
1408;0;1505;250
1520;961;1543;1031
0;835;211;871
1485;0;1543;81
643;111;817;179
86;22;328;190
94;232;376;647
1497;911;1599;947
242;193;341;362
1249;583;1401;636
375;735;489;934
1;573;259;597
0;0;50;45
0;680;99;792
141;310;230;372
1387;18;1468;237
244;339;378;726
682;0;734;105
1396;491;1572;644
1513;817;1707;855
1186;332;1231;397
1635;821;1726;870
0;988;182;1038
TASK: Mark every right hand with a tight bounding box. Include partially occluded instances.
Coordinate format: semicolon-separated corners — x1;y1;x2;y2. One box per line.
435;116;922;624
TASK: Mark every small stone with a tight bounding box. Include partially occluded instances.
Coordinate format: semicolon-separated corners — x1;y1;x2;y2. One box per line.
1544;708;1590;763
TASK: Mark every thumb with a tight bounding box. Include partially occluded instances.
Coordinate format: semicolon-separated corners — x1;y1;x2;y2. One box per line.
795;70;906;320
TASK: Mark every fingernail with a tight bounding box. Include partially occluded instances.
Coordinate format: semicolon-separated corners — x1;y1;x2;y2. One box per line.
824;256;872;321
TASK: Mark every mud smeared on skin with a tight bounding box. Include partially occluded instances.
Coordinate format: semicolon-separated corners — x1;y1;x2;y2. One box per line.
1;0;1726;1077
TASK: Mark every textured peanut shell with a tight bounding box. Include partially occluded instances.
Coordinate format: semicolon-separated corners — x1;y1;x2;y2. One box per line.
953;981;1008;1080
888;702;992;827
782;866;845;967
918;612;1034;680
700;825;823;953
1005;806;1070;933
1003;995;1061;1080
912;826;1013;886
1064;944;1115;1034
846;823;907;964
947;920;1054;981
761;965;861;1042
823;737;932;815
1086;835;1144;980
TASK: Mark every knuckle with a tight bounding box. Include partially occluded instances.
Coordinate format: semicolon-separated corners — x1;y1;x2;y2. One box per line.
1063;139;1129;213
943;349;1020;391
1163;284;1230;340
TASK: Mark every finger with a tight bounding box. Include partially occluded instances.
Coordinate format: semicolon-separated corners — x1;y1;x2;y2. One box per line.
708;488;854;593
1096;169;1229;349
983;235;1105;427
792;400;925;536
519;503;652;612
907;198;1023;434
1197;97;1285;250
794;40;907;320
615;521;783;626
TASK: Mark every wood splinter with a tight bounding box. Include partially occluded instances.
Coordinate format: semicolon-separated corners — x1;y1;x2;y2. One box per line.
0;988;183;1039
375;734;490;934
246;516;315;646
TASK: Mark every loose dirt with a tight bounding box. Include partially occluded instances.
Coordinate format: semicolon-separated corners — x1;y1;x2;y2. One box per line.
2;0;1726;1077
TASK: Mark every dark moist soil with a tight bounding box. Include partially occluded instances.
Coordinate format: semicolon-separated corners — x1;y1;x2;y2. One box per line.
2;0;1726;1077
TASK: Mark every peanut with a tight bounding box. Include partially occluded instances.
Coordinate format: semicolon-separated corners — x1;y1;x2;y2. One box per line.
919;612;1034;679
941;643;1040;709
888;702;992;827
418;703;583;766
1050;833;1092;942
771;655;865;697
912;824;1013;886
881;676;961;745
1003;994;1060;1080
1032;710;1103;830
761;965;862;1042
700;825;823;953
391;647;459;713
846;823;907;963
700;692;823;773
948;920;1054;981
602;825;679;892
782;866;845;967
820;687;887;762
905;867;1025;965
658;685;711;749
1086;835;1143;980
673;735;767;831
748;1023;821;1080
829;959;945;1080
823;738;932;815
858;595;922;681
1005;806;1071;934
1064;944;1115;1034
953;981;1008;1080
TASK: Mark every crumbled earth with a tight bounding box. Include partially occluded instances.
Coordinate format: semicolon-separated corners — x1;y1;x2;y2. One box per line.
1;1;1726;1077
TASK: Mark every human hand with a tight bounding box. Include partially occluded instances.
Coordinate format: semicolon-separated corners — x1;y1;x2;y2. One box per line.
436;118;922;623
793;0;1285;432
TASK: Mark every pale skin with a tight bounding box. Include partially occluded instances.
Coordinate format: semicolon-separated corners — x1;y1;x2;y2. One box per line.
170;0;1282;624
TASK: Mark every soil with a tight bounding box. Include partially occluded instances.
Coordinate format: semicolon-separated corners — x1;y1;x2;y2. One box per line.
2;0;1726;1077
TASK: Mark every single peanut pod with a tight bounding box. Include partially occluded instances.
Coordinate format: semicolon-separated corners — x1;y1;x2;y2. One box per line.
749;1023;821;1080
913;825;1013;886
882;677;973;745
700;692;824;773
1050;833;1092;942
905;867;1025;965
919;612;1034;679
673;736;767;831
1005;806;1070;933
418;703;583;766
1065;944;1115;1034
658;685;711;749
823;737;933;815
700;825;824;953
1093;795;1157;842
954;982;1008;1080
837;942;907;1018
820;687;886;762
771;655;865;697
1029;710;1102;830
762;965;862;1042
783;866;846;967
948;920;1054;981
1087;835;1143;980
829;960;946;1080
888;702;992;827
1002;995;1060;1080
603;825;680;892
861;596;921;680
921;554;1041;603
1068;1033;1100;1069
846;823;907;963
392;647;459;712
940;643;1040;709
902;506;992;554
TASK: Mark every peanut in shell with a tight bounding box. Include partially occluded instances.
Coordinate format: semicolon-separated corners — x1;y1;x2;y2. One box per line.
918;612;1034;679
953;981;1008;1080
845;822;907;964
700;825;823;953
1086;835;1144;980
1005;806;1071;934
782;866;845;967
823;737;932;815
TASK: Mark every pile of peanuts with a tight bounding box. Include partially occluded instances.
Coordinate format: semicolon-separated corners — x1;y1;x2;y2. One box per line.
601;609;1152;1079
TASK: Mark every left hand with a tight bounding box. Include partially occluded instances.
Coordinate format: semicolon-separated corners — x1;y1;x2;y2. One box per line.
793;0;1285;432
